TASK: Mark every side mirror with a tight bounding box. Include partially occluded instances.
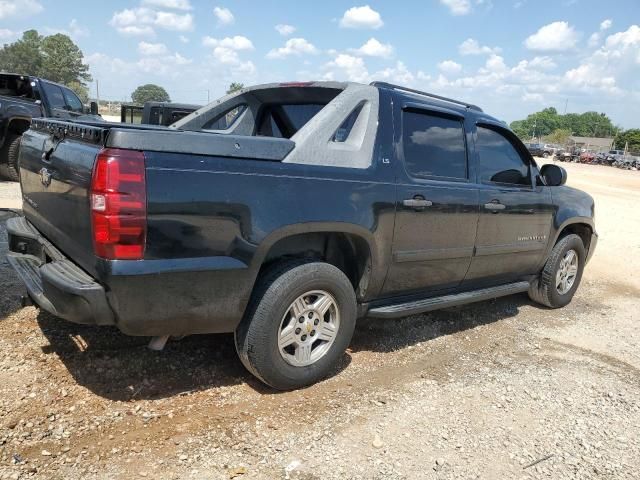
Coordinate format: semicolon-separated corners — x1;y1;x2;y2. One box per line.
540;164;567;186
90;101;98;115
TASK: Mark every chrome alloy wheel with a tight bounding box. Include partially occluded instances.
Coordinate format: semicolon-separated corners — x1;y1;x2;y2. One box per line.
556;249;579;295
278;290;340;367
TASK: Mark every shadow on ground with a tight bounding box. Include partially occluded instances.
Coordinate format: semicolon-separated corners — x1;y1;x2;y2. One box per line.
34;293;531;402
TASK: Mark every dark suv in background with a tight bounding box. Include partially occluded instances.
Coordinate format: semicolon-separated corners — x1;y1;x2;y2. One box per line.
524;143;553;158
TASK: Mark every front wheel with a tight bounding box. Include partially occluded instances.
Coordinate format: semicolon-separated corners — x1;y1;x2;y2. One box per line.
529;234;586;308
235;261;357;390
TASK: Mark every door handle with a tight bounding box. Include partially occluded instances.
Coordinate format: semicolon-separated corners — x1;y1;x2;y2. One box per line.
403;197;433;210
484;201;506;212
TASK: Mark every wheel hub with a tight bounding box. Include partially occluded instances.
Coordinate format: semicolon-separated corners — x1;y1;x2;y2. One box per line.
556;249;578;295
278;290;340;367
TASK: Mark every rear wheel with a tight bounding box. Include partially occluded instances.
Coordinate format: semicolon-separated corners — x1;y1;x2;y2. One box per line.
0;133;21;182
529;234;585;308
235;261;356;390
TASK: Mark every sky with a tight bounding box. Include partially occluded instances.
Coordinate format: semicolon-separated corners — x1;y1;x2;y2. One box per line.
1;0;639;128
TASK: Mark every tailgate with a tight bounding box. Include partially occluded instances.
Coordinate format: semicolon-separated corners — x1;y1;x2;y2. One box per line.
19;119;107;276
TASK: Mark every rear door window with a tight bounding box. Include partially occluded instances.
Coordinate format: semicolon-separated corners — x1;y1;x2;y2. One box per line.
401;110;467;180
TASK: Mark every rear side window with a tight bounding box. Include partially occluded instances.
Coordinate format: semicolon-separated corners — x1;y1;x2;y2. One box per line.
202;104;247;130
402;110;467;179
476;126;530;186
258;104;326;139
42;82;66;109
333;103;364;143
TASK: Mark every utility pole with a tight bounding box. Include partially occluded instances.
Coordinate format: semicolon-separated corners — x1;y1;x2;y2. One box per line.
563;98;568;115
207;89;210;103
96;79;100;106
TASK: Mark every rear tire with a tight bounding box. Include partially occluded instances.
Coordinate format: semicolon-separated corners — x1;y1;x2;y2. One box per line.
529;234;585;308
0;133;21;182
235;261;357;390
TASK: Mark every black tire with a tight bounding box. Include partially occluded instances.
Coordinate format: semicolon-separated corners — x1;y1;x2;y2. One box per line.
0;133;21;182
528;234;585;308
542;152;550;158
235;261;357;390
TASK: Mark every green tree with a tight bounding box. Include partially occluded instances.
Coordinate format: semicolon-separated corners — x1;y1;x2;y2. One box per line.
545;128;572;146
226;82;244;94
510;108;617;139
0;30;91;87
613;129;640;153
0;30;44;76
131;84;171;104
40;34;91;84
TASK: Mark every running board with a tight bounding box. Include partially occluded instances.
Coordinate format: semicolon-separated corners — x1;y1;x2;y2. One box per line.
367;281;530;319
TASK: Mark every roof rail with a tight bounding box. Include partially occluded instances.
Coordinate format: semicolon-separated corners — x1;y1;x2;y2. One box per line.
370;81;483;112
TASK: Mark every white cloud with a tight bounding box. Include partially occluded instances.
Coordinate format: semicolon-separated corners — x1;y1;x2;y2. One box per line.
179;35;189;43
522;92;544;102
600;19;612;31
373;61;415;85
0;28;17;41
68;19;89;38
275;24;296;36
110;7;193;35
142;0;192;10
458;38;501;55
525;21;579;52
267;38;319;59
138;41;169;56
155;11;193;30
324;54;370;82
0;0;43;20
588;32;601;48
213;6;234;26
483;54;507;73
439;0;471;15
202;35;255;74
202;35;254;51
339;5;383;29
438;60;463;74
350;38;393;58
529;56;556;70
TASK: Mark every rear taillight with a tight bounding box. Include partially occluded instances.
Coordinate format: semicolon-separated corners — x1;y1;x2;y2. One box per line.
90;148;146;260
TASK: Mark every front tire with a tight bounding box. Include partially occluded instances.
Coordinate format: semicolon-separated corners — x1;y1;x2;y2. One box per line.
529;234;585;308
235;261;357;390
0;133;21;182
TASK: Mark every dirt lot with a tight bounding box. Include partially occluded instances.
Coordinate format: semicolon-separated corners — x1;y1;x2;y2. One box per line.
1;162;639;480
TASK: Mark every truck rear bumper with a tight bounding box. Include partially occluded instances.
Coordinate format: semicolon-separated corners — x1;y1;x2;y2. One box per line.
6;216;115;326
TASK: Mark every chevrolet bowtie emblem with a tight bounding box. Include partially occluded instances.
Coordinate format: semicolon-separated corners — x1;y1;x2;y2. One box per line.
39;167;52;187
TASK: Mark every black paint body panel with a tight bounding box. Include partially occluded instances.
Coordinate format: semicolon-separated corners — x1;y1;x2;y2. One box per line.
11;85;597;336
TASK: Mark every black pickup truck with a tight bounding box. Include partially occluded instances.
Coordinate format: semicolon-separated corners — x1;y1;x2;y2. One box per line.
120;102;201;126
0;73;99;181
6;81;597;390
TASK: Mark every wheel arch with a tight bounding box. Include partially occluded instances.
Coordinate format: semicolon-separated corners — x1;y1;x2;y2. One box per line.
553;217;594;251
252;224;377;301
7;117;31;136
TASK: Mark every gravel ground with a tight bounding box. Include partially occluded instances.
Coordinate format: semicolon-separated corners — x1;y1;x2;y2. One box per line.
0;163;639;479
